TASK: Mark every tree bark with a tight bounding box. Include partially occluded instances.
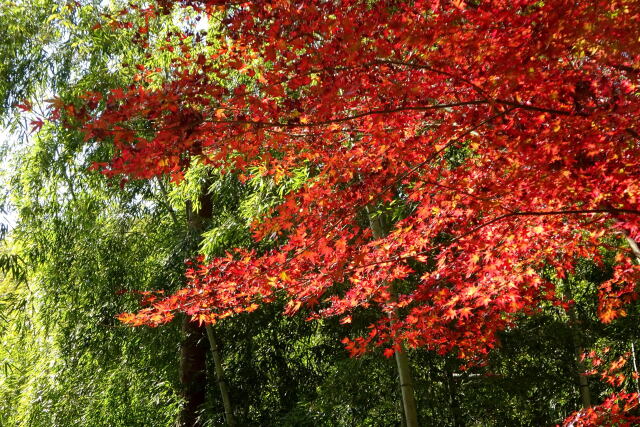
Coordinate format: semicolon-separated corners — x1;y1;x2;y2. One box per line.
572;336;592;410
626;235;640;403
624;232;640;262
155;178;210;427
185;186;236;426
178;317;208;427
176;190;222;426
563;284;591;409
394;344;420;427
632;342;640;401
368;208;420;427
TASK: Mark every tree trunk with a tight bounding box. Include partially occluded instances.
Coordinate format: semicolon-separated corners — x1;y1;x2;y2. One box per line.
572;336;592;409
184;187;235;426
626;235;640;403
395;344;420;427
368;208;420;427
563;284;591;409
624;232;640;262
632;342;640;400
178;317;208;427
205;325;236;426
176;191;218;426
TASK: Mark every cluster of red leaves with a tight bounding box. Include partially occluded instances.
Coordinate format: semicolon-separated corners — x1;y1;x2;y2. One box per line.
582;348;637;389
563;348;640;426
563;392;640;427
65;0;640;364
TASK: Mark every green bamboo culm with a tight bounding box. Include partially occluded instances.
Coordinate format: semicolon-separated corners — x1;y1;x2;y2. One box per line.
368;207;419;427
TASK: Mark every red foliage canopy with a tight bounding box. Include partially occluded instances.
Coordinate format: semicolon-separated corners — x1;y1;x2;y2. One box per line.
71;0;640;360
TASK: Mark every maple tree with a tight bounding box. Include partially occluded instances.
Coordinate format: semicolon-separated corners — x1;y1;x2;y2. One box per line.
56;0;640;423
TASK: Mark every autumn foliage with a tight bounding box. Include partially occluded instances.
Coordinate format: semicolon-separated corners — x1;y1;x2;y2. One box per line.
563;348;640;425
66;0;640;384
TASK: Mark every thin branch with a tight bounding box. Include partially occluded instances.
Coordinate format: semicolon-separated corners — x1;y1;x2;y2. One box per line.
155;177;179;226
93;97;571;135
275;109;513;271
346;207;640;272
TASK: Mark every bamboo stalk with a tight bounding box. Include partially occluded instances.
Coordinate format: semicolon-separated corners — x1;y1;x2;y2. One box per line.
564;284;591;409
368;208;420;427
624;233;640;262
394;343;420;427
186;188;235;426
205;325;236;427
